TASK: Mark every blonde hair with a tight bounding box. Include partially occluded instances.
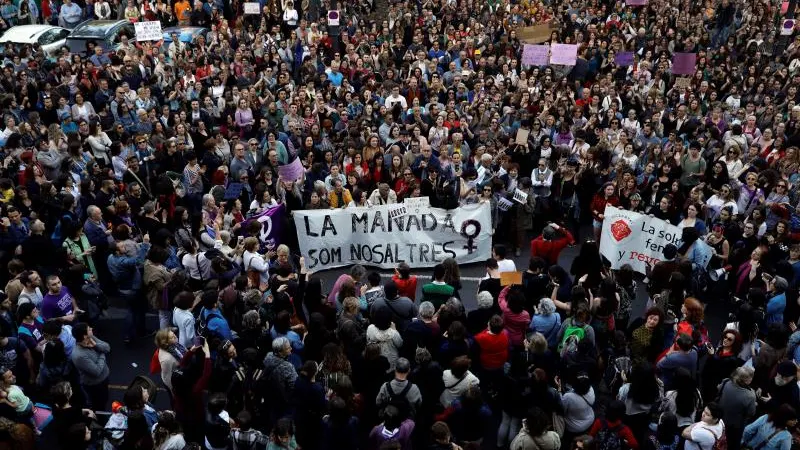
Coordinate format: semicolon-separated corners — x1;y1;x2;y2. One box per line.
154;328;173;349
243;236;260;252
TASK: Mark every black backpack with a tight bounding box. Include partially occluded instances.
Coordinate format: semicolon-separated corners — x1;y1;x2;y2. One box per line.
383;381;413;419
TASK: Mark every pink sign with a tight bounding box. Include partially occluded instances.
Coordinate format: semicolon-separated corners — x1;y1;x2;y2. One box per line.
549;43;578;66
522;44;549;66
626;0;647;5
671;52;696;75
278;157;306;181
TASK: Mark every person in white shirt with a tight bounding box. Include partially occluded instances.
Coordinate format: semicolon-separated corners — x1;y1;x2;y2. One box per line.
682;403;726;450
493;245;517;273
242;236;270;285
282;0;298;29
385;86;408;111
531;158;553;198
94;0;111;19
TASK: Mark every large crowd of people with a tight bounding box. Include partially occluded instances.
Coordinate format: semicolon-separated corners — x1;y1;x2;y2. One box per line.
0;0;798;449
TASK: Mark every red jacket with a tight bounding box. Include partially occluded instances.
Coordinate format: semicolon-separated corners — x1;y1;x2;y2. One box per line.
590;194;620;221
530;228;574;266
392;275;418;301
474;329;510;370
588;419;639;450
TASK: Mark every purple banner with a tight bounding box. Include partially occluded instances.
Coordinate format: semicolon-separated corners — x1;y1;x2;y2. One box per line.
672;52;697;75
241;203;285;251
615;52;634;66
278;157;305;181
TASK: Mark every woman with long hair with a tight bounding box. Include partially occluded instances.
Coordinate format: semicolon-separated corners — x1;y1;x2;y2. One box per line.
441;257;462;299
570;240;604;291
153;410;185;450
617;363;664;445
661;367;702;429
590;182;620;242
702;328;744;401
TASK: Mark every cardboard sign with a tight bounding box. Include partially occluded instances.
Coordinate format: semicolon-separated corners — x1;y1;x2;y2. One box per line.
517;24;552;44
550;43;578;66
515;127;530;145
513;189;529;204
500;271;523;286
134;21;162;41
243;2;260;14
671;52;697;75
674;77;691;90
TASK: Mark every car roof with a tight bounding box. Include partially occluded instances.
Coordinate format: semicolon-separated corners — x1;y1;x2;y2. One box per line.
68;20;128;38
0;25;63;43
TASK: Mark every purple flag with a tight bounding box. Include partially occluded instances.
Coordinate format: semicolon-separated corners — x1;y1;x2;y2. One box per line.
672;53;697;75
241;203;285;251
615;52;634;66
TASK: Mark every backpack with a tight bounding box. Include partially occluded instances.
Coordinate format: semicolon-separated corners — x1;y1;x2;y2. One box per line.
196;309;224;348
50;214;73;246
595;419;625;450
231;367;264;416
708;424;727;450
383;381;413;419
559;322;588;357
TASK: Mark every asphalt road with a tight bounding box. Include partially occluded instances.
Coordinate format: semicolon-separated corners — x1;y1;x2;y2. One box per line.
97;227;731;411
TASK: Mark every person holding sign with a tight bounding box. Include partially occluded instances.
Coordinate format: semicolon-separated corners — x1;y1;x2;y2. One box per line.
590;182;620;243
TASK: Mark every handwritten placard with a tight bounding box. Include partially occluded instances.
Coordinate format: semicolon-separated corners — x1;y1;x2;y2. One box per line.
243;2;260;14
404;196;430;215
671;52;697;75
513;189;529;204
674;77;691;90
615;51;634;66
550;43;578;66
387;204;408;220
277;157;305;181
134;21;162;41
522;44;549;66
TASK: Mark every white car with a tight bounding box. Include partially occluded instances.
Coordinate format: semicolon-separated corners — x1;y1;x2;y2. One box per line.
0;25;70;57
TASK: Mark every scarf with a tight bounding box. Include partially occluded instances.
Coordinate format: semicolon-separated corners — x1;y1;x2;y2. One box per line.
149;343;188;374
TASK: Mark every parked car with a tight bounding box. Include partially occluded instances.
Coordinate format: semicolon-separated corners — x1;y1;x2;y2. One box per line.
162;26;208;44
0;25;70;57
64;20;135;55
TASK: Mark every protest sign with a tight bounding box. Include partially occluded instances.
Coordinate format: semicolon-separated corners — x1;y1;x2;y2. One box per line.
243;2;260;14
404;196;431;215
599;205;712;274
615;52;634;66
134;21;162;41
387;203;408;220
328;10;340;26
782;19;796;35
522;44;549;66
517;24;552;44
240;204;285;252
671;52;697;75
515;127;530;145
501;271;523;286
550;43;578;66
674;77;692;90
626;0;647;5
513;189;529;204
278;157;305;181
497;197;514;211
293;203;492;270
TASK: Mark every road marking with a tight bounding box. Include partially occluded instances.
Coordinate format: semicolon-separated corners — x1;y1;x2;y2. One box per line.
378;273;486;282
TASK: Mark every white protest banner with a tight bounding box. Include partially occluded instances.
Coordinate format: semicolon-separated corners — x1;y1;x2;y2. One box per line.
294;203;492;270
134;21;162;41
244;2;260;14
599;205;711;274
